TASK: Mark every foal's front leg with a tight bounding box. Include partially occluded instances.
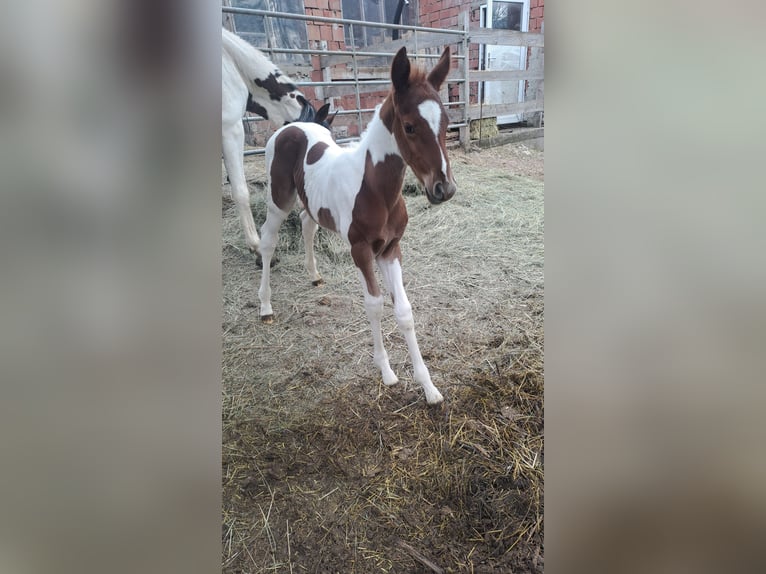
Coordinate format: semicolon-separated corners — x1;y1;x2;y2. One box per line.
377;252;444;405
351;243;398;387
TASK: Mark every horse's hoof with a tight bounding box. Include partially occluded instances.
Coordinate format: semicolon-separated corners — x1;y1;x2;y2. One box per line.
311;278;324;287
261;314;274;324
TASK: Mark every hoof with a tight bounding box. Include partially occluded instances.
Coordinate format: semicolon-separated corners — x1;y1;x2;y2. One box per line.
261;314;274;324
311;278;324;287
382;373;399;387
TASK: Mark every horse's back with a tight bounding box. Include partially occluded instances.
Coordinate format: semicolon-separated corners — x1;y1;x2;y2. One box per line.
267;122;336;170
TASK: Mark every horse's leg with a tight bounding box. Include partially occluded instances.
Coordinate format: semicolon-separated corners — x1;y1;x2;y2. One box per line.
377;248;443;405
222;120;260;253
351;243;398;387
299;209;323;286
257;202;289;323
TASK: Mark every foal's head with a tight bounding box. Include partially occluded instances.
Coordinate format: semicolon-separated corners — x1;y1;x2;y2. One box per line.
389;47;457;205
297;102;337;131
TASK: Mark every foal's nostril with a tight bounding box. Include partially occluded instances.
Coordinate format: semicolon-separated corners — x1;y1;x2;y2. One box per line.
444;181;457;200
433;182;445;201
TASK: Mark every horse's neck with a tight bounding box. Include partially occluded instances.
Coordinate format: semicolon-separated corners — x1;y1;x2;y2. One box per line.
356;99;406;191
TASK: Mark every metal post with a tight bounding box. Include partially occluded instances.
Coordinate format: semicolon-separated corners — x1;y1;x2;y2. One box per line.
460;11;471;150
414;28;419;66
359;2;368;47
349;24;364;135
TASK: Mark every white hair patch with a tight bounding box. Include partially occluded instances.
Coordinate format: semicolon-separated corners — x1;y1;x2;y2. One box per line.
417;100;447;176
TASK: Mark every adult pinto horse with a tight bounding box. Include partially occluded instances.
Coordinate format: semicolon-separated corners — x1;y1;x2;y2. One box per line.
222;27;324;254
259;47;457;405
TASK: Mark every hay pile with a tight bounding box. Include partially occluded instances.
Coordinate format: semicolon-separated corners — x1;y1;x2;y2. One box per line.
222;144;544;573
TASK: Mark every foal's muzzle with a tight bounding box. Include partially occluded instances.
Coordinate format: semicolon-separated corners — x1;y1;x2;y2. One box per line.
428;180;457;204
295;95;315;123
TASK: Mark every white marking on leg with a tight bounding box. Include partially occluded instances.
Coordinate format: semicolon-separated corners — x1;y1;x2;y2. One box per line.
257;203;288;319
378;258;443;404
300;210;322;283
357;270;398;386
417;100;448;176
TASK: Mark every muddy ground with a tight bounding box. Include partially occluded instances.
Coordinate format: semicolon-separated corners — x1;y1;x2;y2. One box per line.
222;142;544;573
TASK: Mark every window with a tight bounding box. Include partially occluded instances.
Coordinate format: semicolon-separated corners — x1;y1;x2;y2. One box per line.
225;0;309;64
341;0;417;48
491;1;523;31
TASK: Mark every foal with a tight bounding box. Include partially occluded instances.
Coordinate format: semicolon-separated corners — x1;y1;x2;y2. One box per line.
259;47;457;405
222;27;321;254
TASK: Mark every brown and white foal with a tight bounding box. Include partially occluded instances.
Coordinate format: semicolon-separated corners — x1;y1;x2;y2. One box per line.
259;47;457;404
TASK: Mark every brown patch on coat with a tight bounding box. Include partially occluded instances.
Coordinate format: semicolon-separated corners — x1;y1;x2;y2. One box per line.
347;151;409;295
307;142;328;165
269;126;309;213
317;207;337;232
379;96;395;133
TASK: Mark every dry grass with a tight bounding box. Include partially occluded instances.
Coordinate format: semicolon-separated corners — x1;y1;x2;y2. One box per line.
222;142;544;573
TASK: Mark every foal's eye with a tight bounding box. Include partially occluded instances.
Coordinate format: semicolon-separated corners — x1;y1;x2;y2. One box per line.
404;123;415;135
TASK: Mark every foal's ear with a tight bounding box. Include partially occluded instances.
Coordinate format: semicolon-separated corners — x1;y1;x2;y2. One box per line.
427;46;451;91
391;47;411;92
315;103;331;124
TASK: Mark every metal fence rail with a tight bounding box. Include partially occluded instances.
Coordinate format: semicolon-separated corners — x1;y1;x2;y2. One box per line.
223;7;544;156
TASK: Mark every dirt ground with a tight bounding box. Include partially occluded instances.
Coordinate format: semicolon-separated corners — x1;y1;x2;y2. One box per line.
222;142;544;573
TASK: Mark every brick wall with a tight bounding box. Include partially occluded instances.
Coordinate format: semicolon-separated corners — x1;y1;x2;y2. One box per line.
304;0;345;104
529;0;544;33
526;0;543;124
417;0;470;105
419;0;463;30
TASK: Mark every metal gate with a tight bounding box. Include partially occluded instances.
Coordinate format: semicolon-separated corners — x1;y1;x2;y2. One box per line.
222;5;470;154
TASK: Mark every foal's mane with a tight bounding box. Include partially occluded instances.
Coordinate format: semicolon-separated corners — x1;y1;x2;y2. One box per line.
406;67;428;85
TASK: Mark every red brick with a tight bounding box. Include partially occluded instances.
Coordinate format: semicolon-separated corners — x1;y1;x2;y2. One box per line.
332;25;344;42
320;26;333;42
308;26;320;41
531;7;543;19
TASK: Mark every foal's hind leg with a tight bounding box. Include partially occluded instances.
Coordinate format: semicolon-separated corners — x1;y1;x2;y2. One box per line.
222;121;260;253
377;252;443;405
299;210;323;286
257;203;289;323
